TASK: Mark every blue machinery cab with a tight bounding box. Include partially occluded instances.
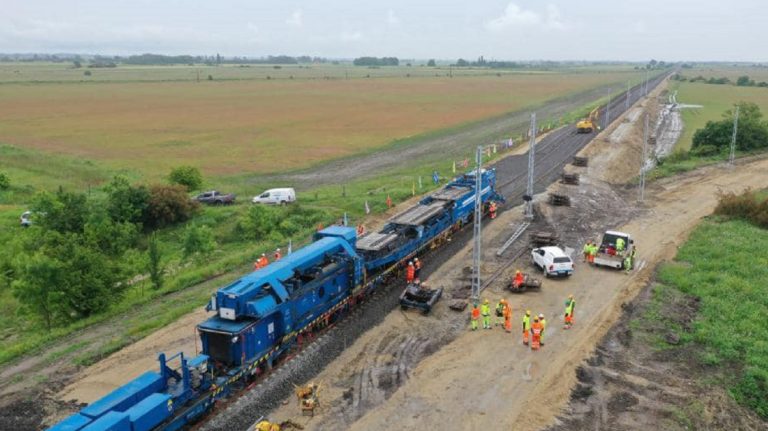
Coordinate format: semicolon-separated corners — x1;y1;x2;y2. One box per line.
46;168;502;431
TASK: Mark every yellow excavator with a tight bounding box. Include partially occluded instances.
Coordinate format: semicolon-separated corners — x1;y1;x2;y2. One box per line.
576;107;600;133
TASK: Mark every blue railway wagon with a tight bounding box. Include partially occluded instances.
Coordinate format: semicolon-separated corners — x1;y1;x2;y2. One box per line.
46;169;503;431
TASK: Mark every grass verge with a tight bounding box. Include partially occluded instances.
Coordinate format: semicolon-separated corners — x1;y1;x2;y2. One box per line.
651;218;768;418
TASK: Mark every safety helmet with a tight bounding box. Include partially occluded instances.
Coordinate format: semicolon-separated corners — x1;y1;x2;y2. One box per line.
526;310;531;315
408;261;413;265
276;248;281;251
569;294;574;299
261;253;266;256
533;317;539;322
414;257;419;261
484;298;489;304
538;313;544;319
516;270;521;274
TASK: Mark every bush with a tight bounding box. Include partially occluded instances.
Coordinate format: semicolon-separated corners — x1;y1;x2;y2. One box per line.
714;189;768;228
182;224;217;260
144;184;200;229
168;166;203;191
0;172;9;190
235;205;279;241
32;189;89;234
104;176;150;224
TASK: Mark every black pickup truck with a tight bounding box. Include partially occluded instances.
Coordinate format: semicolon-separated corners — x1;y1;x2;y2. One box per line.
195;190;236;205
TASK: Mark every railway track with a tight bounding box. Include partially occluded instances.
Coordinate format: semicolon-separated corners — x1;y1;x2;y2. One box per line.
199;73;670;431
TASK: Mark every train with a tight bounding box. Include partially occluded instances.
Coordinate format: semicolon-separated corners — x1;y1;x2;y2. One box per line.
48;168;503;431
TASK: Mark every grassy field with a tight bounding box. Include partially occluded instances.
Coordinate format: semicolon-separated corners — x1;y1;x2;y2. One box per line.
0;65;646;178
679;65;768;83
654;217;768;418
671;81;768;151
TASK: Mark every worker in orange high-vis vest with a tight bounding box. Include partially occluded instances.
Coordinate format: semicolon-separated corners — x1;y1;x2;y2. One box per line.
522;310;531;345
513;270;524;288
530;317;543;350
274;248;282;261
470;304;480;331
259;253;269;268
503;301;512;333
406;261;415;284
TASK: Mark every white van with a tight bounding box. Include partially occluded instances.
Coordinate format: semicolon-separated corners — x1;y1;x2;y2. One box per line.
531;246;574;277
252;188;296;205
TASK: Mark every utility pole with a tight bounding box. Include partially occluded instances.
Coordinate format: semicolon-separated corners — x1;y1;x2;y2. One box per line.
625;80;630;110
605;88;612;130
471;145;483;306
729;105;740;165
644;69;649;97
524;113;537;219
639;113;649;202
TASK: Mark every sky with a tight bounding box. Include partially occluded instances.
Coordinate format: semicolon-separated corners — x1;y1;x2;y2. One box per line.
1;0;765;61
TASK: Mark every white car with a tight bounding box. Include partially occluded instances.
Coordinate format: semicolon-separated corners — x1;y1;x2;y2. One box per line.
252;188;296;205
531;246;574;277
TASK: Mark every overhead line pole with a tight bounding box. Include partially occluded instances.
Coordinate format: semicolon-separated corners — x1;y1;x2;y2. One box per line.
729;105;740;166
471;146;483;305
605;88;612;130
639;113;649;202
625;80;630;110
524;113;537;219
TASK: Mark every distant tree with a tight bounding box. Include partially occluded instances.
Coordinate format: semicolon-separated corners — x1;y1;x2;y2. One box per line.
146;233;163;290
208;74;213;81
649;59;658;68
427;59;436;67
455;58;469;67
168;166;203;191
84;70;92;76
477;56;486;66
0;172;9;190
144;184;200;229
736;75;754;86
73;60;82;68
216;53;221;65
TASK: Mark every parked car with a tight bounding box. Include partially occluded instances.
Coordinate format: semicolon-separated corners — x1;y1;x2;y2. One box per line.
20;210;32;227
252;188;296;205
196;190;236;205
531;246;574;277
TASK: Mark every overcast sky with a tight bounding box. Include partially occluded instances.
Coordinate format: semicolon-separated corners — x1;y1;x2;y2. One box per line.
1;0;765;61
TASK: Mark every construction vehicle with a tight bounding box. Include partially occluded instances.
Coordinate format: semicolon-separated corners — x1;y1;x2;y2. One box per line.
506;272;542;293
253;418;304;431
399;280;443;313
593;230;634;269
576;107;600;133
47;169;505;431
295;383;320;416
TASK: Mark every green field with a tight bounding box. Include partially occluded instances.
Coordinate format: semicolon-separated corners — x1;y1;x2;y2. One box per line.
672;81;768;151
655;217;768;418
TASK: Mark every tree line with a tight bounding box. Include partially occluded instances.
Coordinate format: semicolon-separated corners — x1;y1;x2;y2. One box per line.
691;102;768;156
352;57;400;66
672;73;768;88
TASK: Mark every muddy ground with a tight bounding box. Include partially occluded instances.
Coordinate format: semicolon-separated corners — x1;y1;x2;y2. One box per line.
544;276;767;431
